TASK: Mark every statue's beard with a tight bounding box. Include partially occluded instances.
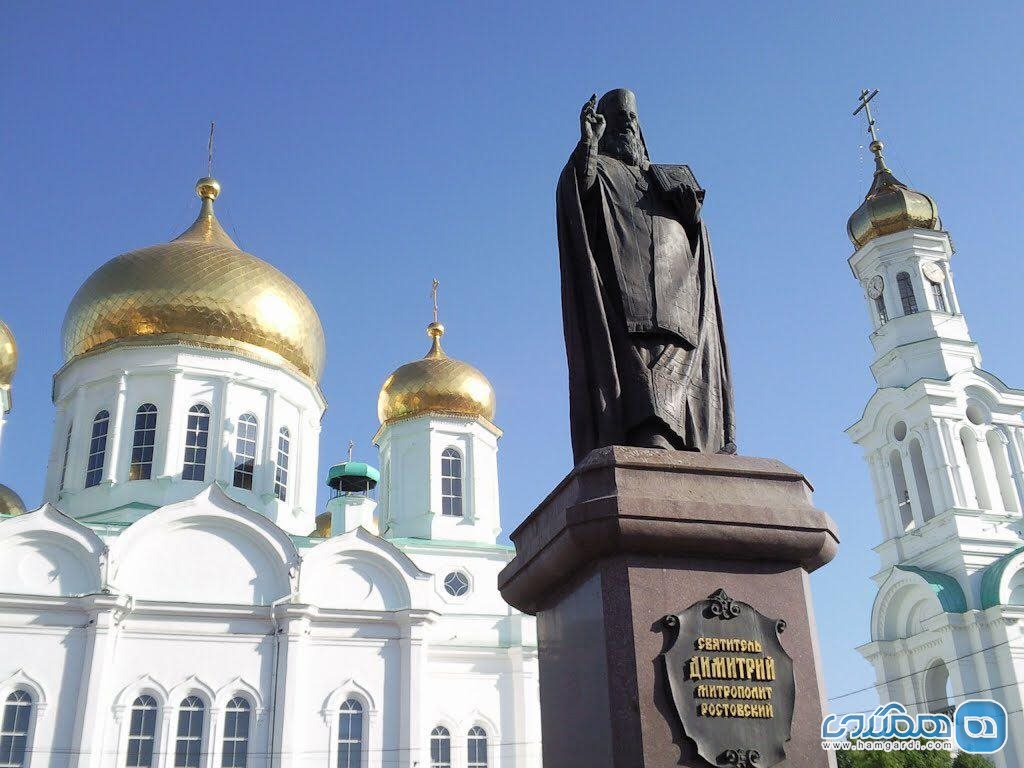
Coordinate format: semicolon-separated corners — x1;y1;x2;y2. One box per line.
602;131;644;166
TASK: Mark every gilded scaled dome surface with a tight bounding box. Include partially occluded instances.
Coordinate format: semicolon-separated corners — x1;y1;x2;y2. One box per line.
378;322;496;426
0;319;16;387
62;178;326;381
0;484;26;516
848;140;940;248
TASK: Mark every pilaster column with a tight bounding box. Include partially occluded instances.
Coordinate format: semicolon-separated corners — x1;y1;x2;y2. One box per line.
104;373;128;485
261;390;277;499
926;418;959;511
45;405;69;500
918;422;950;514
999;426;1024;512
976;429;1005;511
948;421;980;508
215;379;233;486
160;369;184;479
397;610;435;768
270;604;315;768
64;385;90;493
868;455;895;539
70;593;129;768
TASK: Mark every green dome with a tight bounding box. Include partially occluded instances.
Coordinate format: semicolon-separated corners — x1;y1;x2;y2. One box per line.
326;461;380;492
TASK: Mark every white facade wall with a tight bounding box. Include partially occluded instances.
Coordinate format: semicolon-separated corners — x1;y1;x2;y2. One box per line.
0;489;541;768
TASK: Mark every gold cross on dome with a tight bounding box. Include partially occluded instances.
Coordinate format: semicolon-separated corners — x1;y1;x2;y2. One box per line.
348;440;355;462
431;278;440;323
207;121;216;177
853;89;881;142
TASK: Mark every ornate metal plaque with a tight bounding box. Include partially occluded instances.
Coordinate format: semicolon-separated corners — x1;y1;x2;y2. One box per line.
661;589;795;768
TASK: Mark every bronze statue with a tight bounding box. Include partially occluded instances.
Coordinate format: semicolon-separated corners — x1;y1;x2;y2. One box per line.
557;89;735;462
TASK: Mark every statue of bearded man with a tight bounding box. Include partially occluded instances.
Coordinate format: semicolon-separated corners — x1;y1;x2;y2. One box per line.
556;88;736;462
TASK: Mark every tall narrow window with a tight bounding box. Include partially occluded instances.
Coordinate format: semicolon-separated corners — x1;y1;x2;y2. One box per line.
126;695;158;768
337;699;363;768
441;448;463;517
221;697;250;768
987;430;1019;513
182;405;211;482
467;726;488;768
930;282;947;312
85;410;111;487
174;696;205;768
896;271;918;315
961;428;992;510
59;424;72;491
274;427;290;502
430;726;451;768
874;295;888;324
908;439;936;521
129;404;158;481
232;414;258;490
889;450;913;532
0;690;32;768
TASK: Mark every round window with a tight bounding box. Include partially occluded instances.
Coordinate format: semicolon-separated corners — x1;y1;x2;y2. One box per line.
443;571;470;597
893;421;908;441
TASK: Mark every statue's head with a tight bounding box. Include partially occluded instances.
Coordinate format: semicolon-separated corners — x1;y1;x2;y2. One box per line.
598;88;649;167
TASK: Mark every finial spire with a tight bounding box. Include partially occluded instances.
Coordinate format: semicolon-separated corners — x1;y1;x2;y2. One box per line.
347;440;355;462
426;278;446;358
207;121;215;178
853;88;889;174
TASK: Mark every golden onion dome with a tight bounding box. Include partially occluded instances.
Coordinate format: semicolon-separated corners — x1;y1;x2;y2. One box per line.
62;177;326;381
848;140;940;248
0;484;25;516
378;321;496;427
0;319;15;389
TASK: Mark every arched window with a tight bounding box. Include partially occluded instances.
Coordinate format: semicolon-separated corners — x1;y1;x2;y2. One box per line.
930;281;947;312
908;439;936;521
986;430;1019;513
129;404;158;481
174;696;205;768
889;450;913;532
896;271;918;315
441;448;463;517
337;699;363;768
232;414;258;490
1008;569;1024;605
430;726;451;768
923;660;952;715
85;410;111;488
182;405;211;482
960;428;992;510
126;695;158;768
221;697;250;768
467;726;488;768
274;427;290;502
0;690;33;768
874;295;888;325
59;423;72;491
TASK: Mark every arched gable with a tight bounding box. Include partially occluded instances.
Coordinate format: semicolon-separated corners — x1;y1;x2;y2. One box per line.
0;669;48;709
112;674;170;717
871;566;967;641
301;527;430;611
109;485;296;605
980;545;1024;608
324;678;377;715
0;503;103;596
168;675;216;708
215;677;264;712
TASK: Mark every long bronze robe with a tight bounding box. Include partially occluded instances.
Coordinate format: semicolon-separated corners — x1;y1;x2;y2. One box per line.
557;144;736;462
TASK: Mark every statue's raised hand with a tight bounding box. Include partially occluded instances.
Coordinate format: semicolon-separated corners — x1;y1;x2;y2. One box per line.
580;94;606;146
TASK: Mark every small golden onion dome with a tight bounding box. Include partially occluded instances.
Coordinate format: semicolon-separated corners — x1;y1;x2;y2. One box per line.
62;177;326;381
377;322;496;426
0;319;16;388
0;484;25;516
848;140;940;248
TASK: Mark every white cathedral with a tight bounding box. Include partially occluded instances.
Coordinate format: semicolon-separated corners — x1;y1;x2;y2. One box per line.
0;177;541;768
847;111;1024;765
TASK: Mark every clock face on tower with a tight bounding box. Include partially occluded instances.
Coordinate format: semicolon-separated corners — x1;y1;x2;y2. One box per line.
922;262;945;284
866;275;884;300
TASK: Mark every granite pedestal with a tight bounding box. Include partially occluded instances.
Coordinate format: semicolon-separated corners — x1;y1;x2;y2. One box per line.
498;446;840;768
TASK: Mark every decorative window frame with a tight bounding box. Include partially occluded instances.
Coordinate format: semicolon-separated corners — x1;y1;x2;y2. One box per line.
438;569;474;605
323;680;380;768
112;675;169;768
461;711;499;768
440;446;466;519
167;677;215;768
426;718;458;768
181;401;215;483
0;670;46;768
232;413;261;492
212;679;265;768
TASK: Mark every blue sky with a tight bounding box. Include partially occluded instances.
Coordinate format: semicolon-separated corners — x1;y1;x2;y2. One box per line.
3;2;1023;716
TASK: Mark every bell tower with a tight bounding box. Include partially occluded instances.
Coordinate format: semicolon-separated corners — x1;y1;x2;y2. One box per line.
847;90;1024;768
